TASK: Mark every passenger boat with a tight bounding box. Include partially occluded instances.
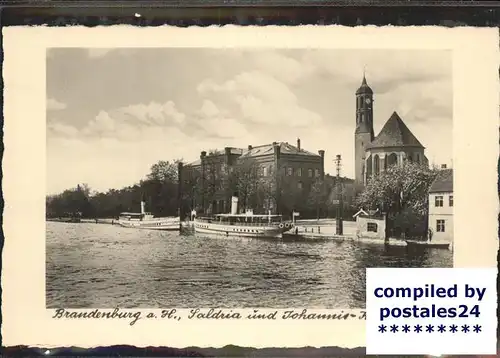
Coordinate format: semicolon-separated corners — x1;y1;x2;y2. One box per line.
405;239;450;249
193;196;293;238
118;201;180;231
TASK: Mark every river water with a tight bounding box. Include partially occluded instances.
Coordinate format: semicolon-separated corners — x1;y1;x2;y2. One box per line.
46;222;452;309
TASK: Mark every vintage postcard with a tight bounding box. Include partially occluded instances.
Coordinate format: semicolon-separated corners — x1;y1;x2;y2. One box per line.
2;26;498;349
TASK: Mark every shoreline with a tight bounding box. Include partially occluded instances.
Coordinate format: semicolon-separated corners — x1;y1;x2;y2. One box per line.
46;220;452;250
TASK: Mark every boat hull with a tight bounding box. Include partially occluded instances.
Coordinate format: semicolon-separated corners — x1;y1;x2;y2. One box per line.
118;217;180;231
406;240;450;249
194;220;291;238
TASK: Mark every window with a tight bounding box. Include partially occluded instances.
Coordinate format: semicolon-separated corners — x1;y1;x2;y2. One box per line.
449;195;453;207
297;182;303;189
315;169;320;177
263;166;268;177
367;223;378;232
287;167;293;176
436;219;445;232
308;169;313;178
297;168;302;177
435;196;444;207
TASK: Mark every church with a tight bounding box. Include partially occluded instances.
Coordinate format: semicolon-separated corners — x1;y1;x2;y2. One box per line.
354;74;429;185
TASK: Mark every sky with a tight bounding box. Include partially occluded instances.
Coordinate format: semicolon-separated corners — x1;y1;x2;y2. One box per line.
46;48;452;194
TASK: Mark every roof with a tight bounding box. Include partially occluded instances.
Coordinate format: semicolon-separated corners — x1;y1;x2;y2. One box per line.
367;111;424;149
185;147;244;166
356;75;373;95
186;141;320;165
240;142;320;158
230;148;244;155
186;158;202;166
429;169;453;193
353;209;369;218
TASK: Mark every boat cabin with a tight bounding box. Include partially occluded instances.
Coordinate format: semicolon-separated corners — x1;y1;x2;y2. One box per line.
119;212;154;221
197;213;283;226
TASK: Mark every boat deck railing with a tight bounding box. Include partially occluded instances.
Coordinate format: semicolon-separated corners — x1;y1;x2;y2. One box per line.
196;218;287;227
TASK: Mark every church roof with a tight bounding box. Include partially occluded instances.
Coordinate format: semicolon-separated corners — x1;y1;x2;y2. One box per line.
367;111;424;149
429;169;453;193
356;75;373;95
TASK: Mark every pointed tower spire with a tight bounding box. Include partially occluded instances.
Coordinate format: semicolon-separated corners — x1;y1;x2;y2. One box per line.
356;69;373;95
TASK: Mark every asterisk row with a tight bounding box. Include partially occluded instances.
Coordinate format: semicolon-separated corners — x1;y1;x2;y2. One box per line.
378;324;482;334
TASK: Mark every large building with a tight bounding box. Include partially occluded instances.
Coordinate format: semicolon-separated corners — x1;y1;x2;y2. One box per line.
354;74;429;185
427;168;453;243
183;139;325;215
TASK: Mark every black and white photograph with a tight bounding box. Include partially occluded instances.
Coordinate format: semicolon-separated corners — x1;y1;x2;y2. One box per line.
45;47;454;309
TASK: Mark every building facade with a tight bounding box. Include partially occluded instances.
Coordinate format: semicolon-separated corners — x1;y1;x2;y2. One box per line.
428;168;453;243
183;139;325;216
354;75;429;185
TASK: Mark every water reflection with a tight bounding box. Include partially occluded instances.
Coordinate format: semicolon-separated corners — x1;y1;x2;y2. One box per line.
46;222;452;308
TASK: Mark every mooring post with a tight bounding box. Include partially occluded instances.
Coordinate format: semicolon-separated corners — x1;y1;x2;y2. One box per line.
335;154;344;236
177;161;184;230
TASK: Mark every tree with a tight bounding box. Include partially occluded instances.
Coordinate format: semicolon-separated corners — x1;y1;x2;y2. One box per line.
146;160;180;183
45;184;93;218
202;158;222;213
208;149;223;156
222;158;262;213
262;169;304;217
142;160;182;216
355;162;438;238
181;167;203;213
46;159;185;220
307;178;328;219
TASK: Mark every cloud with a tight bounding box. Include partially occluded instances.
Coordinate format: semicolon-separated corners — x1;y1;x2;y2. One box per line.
197;70;323;128
195;100;248;139
199;71;297;103
250;51;314;84
47;122;79;137
83;110;116;135
46;48;453;193
198;99;221;117
87;49;114;58
47;98;67;110
118;101;186;126
301;49;451;95
79;101;188;141
378;78;452;125
236;95;322;128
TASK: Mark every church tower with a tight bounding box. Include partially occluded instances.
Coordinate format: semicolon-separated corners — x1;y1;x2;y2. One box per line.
354;74;374;185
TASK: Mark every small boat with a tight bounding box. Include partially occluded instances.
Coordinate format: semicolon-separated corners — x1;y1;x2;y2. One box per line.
193;196;293;238
405;239;450;249
118;201;180;231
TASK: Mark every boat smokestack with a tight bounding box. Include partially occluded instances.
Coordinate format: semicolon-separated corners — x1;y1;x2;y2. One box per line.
231;196;238;215
141;201;146;215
